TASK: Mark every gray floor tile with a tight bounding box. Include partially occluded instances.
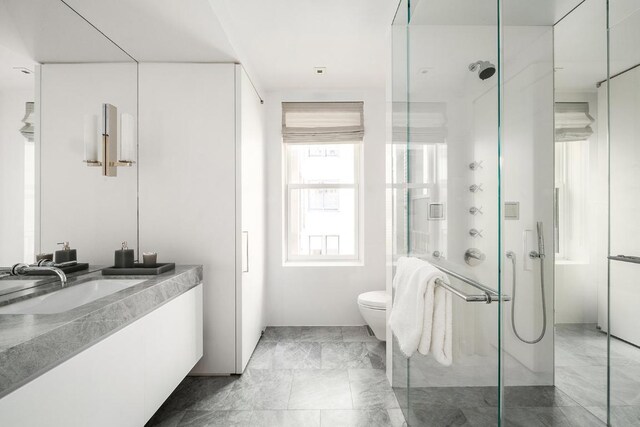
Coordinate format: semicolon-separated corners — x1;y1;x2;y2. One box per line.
149;327;403;426
322;342;373;369
299;326;343;342
321;409;397;427
403;405;469;426
555;365;612;408
387;408;409;427
146;410;186;427
349;368;399;409
262;327;302;342
502;386;580;408
366;341;387;369
289;369;353;409
342;326;379;342
396;386;494;409
250;410;321;426
177;410;253;427
274;342;322;369
157;376;238;412
247;340;276;370
221;369;293;410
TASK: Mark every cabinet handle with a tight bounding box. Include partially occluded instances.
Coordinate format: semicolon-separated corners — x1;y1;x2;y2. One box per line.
242;231;249;273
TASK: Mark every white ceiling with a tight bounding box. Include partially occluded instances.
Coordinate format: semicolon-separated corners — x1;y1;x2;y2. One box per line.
209;0;400;91
408;0;584;26
63;0;237;63
0;44;35;91
555;0;640;92
0;0;131;63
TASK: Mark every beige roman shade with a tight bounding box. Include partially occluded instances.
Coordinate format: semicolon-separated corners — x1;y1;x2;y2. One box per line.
555;102;595;142
282;101;364;143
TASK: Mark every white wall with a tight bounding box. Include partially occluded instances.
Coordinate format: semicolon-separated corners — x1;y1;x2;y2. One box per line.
0;87;33;265
40;63;138;264
138;63;238;374
265;89;386;326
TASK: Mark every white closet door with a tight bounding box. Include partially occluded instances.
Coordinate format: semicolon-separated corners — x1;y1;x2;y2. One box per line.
237;65;267;371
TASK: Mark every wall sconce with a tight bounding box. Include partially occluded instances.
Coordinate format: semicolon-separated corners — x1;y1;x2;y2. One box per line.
83;103;135;177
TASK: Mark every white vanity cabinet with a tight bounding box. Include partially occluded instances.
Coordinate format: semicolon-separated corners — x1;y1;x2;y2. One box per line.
0;284;203;427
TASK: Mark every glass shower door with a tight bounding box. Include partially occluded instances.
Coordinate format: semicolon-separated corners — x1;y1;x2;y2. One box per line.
390;0;503;424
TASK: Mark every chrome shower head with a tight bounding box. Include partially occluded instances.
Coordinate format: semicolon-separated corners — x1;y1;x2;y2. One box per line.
469;60;496;80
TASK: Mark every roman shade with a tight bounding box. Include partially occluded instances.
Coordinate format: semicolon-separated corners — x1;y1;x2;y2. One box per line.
555;102;595;142
392;102;447;144
282;102;364;143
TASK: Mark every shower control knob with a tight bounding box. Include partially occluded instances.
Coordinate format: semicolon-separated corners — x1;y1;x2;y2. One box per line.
469;161;483;171
469;228;483;238
469;206;483;215
469;184;483;193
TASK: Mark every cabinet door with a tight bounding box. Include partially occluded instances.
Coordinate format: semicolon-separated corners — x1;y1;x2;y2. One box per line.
237;65;266;371
0;315;146;427
144;284;203;420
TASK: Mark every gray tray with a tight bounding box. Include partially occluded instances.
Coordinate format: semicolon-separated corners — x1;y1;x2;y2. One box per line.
101;263;175;276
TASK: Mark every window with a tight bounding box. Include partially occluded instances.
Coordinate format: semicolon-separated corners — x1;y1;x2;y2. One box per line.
554;102;593;261
282;102;364;262
554;140;589;261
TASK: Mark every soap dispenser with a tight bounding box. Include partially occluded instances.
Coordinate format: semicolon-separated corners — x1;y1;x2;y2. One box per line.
54;241;77;264
115;241;135;268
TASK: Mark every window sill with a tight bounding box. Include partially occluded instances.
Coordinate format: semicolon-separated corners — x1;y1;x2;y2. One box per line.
283;260;364;267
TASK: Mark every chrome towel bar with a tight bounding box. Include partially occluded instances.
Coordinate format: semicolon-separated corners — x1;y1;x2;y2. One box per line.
424;259;511;304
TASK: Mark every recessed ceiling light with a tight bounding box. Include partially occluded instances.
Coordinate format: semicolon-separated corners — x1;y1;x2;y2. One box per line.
13;67;33;75
314;67;327;75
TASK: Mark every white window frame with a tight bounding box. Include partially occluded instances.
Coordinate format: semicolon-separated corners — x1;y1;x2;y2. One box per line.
283;143;362;263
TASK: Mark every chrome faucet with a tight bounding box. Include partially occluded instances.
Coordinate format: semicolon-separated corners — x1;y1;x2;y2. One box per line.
0;262;67;286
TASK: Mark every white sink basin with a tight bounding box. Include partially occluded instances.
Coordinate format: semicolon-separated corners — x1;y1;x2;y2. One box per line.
0;279;145;315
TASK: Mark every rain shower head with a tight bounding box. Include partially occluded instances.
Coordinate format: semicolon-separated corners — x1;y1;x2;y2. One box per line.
469;60;496;80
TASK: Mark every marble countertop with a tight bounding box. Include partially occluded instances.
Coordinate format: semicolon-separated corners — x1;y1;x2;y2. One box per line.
0;265;202;398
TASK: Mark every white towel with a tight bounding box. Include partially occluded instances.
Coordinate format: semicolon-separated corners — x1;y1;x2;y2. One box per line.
389;257;453;366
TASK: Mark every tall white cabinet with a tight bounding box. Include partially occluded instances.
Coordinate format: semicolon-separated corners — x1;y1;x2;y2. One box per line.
139;63;266;374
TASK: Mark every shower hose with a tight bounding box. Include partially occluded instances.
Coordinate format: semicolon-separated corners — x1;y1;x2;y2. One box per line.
507;251;547;344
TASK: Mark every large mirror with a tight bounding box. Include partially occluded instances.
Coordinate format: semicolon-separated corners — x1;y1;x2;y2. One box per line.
0;0;137;276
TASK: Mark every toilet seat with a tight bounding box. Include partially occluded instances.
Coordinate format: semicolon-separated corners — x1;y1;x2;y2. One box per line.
357;291;387;310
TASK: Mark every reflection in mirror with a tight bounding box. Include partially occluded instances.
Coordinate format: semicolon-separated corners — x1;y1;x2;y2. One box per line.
0;0;137;277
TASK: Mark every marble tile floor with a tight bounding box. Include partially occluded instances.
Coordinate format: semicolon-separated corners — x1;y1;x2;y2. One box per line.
394;385;604;426
146;326;405;427
555;323;640;425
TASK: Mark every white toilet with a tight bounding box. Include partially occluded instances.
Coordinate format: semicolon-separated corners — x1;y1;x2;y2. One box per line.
357;291;388;341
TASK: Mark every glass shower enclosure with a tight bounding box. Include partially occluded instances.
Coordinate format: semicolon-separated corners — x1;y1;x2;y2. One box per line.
388;0;640;425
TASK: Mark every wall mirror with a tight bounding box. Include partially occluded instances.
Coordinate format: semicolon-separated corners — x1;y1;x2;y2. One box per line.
0;0;138;276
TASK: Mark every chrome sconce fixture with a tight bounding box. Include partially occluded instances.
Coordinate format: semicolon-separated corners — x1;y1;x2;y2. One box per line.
84;103;135;177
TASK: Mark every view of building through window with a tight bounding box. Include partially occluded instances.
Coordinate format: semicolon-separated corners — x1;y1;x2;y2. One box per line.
285;143;359;261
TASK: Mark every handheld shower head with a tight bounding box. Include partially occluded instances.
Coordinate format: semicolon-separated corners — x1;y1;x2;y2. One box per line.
469;60;496;80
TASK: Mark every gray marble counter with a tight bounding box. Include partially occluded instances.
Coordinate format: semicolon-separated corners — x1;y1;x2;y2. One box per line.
0;265;202;398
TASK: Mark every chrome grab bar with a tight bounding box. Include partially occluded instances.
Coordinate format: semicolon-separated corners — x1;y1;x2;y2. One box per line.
421;259;511;304
608;255;640;264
